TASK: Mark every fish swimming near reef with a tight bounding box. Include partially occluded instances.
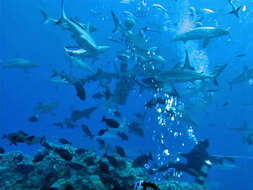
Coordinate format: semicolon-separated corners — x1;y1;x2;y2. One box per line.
172;27;229;48
71;106;98;122
2;130;44;146
3;58;39;72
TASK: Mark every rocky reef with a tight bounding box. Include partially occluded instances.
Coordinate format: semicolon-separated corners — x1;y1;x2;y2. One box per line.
0;142;207;190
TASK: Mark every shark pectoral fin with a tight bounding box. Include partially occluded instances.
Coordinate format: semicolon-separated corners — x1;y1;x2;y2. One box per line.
203;38;210;48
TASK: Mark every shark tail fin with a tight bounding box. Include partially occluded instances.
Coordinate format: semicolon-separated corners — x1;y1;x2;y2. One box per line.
111;11;120;33
212;64;227;86
40;8;51;24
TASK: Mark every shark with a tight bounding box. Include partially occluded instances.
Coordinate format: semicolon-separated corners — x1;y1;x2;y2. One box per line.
57;0;109;53
33;101;59;117
228;66;253;88
3;58;39;72
66;52;96;73
172;26;229;48
154;50;227;86
229;122;253;133
111;11;149;52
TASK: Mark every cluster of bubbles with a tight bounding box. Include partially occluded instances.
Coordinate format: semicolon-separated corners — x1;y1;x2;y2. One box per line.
150;91;198;180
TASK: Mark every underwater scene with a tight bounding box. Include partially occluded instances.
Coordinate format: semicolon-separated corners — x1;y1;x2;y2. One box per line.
1;0;253;189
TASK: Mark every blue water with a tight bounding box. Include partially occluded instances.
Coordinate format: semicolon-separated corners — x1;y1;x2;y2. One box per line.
1;0;253;189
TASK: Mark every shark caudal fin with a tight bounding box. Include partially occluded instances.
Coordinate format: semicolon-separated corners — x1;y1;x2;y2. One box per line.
111;11;121;33
212;64;227;86
39;8;51;24
229;6;241;17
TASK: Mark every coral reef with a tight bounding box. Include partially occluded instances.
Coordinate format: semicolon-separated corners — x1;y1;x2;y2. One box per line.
0;143;206;190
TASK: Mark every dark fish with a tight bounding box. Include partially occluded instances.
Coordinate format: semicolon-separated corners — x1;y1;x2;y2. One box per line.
2;130;43;146
117;132;128;141
128;122;144;136
15;163;34;174
55;148;73;161
13;153;23;162
92;92;104;99
106;155;120;168
243;132;253;145
52;122;64;128
67;162;85;170
82;124;94;139
132;152;153;168
236;54;246;57
223;102;229;106
73;81;86;100
59;138;72;145
84;156;95;166
135;113;144;118
28;116;39;122
96;139;106;149
99;161;110;173
33;152;48;163
115;145;126;157
71;107;97;122
97;128;109;136
102;116;120;128
0;147;5;154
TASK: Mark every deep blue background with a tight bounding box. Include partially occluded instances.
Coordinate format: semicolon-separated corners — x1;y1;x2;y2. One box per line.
1;0;253;189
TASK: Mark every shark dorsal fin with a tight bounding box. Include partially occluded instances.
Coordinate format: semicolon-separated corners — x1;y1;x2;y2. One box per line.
183;50;194;70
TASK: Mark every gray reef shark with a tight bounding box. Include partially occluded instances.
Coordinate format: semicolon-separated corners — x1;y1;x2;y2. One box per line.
172;26;229;48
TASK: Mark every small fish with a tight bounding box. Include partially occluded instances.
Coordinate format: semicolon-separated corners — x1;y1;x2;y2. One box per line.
33;151;48;163
67;162;85;170
59;138;72;145
135;113;144;118
97;128;109;136
243;132;253;145
128;122;144;136
117;132;128;141
55;148;73;161
105;154;121;168
82;124;94;139
115;145;126;157
99;161;110;173
96;139;106;149
2;130;44;146
52;122;65;128
102;116;120;128
236;54;246;57
223;102;229;106
132;152;153;167
92;92;104;99
71;106;97;122
28;116;39;123
0;147;5;154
